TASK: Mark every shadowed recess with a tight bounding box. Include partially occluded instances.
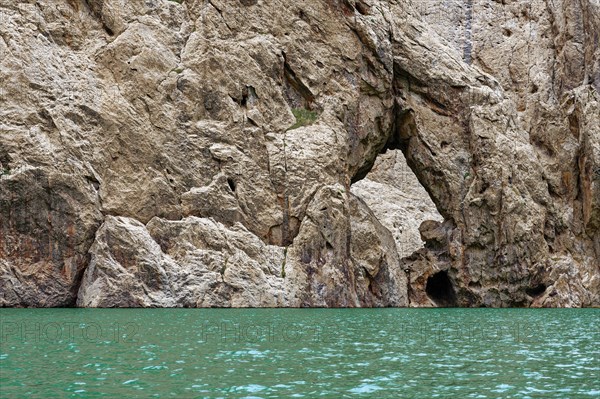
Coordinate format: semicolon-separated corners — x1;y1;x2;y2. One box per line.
426;270;457;307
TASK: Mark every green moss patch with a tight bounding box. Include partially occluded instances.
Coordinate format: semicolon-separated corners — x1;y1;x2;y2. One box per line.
287;108;318;131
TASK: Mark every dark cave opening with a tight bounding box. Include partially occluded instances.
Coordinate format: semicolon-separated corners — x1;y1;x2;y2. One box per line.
426;270;457;307
525;283;547;297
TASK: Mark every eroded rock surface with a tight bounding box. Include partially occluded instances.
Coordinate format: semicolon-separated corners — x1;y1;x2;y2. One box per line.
1;0;598;307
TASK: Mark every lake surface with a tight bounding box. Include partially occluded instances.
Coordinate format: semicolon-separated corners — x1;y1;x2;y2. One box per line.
0;309;598;398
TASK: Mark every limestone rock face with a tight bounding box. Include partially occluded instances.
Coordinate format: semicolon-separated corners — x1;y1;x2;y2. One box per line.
1;0;598;307
408;0;600;307
77;190;407;307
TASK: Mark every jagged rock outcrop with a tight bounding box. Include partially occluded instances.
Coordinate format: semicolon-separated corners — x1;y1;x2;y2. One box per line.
407;0;600;306
77;189;407;307
1;0;598;307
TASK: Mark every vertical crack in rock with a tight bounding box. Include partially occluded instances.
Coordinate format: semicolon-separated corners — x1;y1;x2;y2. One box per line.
463;0;474;64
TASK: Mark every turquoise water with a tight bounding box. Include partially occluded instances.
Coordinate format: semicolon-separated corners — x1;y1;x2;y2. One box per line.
0;309;598;398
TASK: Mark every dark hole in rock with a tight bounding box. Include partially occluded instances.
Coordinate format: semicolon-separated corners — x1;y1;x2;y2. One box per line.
426;270;457;307
355;1;370;15
240;88;248;107
526;283;546;297
530;83;538;93
227;178;236;192
103;24;114;36
85;176;100;191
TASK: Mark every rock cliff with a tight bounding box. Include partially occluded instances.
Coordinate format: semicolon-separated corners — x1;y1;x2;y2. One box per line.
1;0;598;307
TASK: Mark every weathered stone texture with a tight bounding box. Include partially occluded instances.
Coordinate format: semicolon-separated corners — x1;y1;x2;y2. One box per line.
1;0;598;307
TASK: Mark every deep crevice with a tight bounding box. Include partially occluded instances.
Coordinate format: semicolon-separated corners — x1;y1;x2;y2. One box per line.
227;178;236;193
282;52;315;109
349;103;412;184
103;24;114;37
